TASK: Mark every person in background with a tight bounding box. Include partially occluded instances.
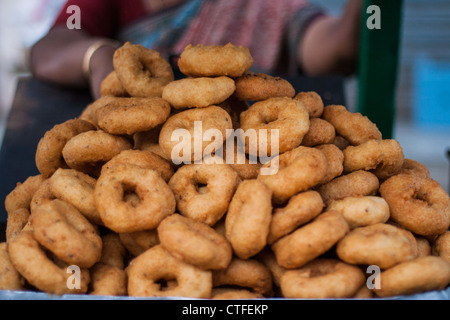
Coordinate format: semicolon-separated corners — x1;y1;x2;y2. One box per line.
30;0;362;99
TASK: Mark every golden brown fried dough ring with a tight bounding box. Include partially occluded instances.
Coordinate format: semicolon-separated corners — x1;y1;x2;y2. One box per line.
398;158;430;179
301;118;336;147
168;164;240;226
315;144;344;184
102;149;174;182
212;258;272;296
225;179;272;259
95;97;171;135
239;97;310;155
113;42;174;98
79;96;118;128
158;214;232;270
162;76;236;109
127;245;212;298
432;231;450;263
211;288;264;300
119;230;159;257
258;146;328;204
159;106;233;163
327;196;390;229
336;223;417;269
234;72;295;101
0;242;25;290
48;168;101;225
95;163;176;233
322;105;382;145
178;43;253;77
31;199;102;268
35;119;96;177
294;91;324;118
379;174;450;237
8;231;90;295
373;256;450;298
267;191;324;245
317;170;380;205
100;71;128;97
280;259;365;299
5;174;45;214
272;211;349;269
6;208;30;243
343;139;404;180
62;130;132;177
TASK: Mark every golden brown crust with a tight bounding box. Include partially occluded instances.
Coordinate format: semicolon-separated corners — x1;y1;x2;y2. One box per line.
234;72;295;101
178;43;253;77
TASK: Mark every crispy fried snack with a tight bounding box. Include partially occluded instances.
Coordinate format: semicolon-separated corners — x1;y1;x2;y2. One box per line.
113;42;174;98
119;230;159;257
234;72;295;101
168;163;240;226
162;76;235;109
100;71;129;97
31;199;102;268
95;163;176;233
294;91;324;118
159;106;232;163
322;105;382;145
9;231;91;295
178;43;253;77
212;258;272;296
48;168;101;225
343;139;404;180
301;118;336;147
317;170;380;205
280;259;365;299
267;190;324;245
0;242;25;290
272;211;349;269
158;214;232;270
327;196;390;229
62;130;132;177
35;119;96;177
373;256;450;298
239;97;310;155
102;149;174;182
336;223;417;269
258;146;328;204
432;231;450;263
127;245;212;298
95;97;171;135
225;179;272;259
379;174;450;237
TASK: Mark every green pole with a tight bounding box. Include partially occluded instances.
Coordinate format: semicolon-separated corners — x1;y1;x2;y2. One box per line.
357;0;403;139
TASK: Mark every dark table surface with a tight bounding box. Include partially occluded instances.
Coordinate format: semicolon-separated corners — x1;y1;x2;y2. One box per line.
0;75;346;239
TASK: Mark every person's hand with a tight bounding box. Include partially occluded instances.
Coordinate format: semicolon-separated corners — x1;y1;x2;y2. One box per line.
89;45;116;99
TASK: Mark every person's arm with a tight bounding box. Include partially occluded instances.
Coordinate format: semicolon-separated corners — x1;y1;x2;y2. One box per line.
298;0;362;76
30;27;117;98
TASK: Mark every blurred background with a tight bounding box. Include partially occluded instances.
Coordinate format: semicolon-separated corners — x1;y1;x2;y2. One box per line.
0;0;449;190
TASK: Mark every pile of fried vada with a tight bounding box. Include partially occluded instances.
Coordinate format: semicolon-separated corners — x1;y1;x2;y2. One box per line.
1;42;449;299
